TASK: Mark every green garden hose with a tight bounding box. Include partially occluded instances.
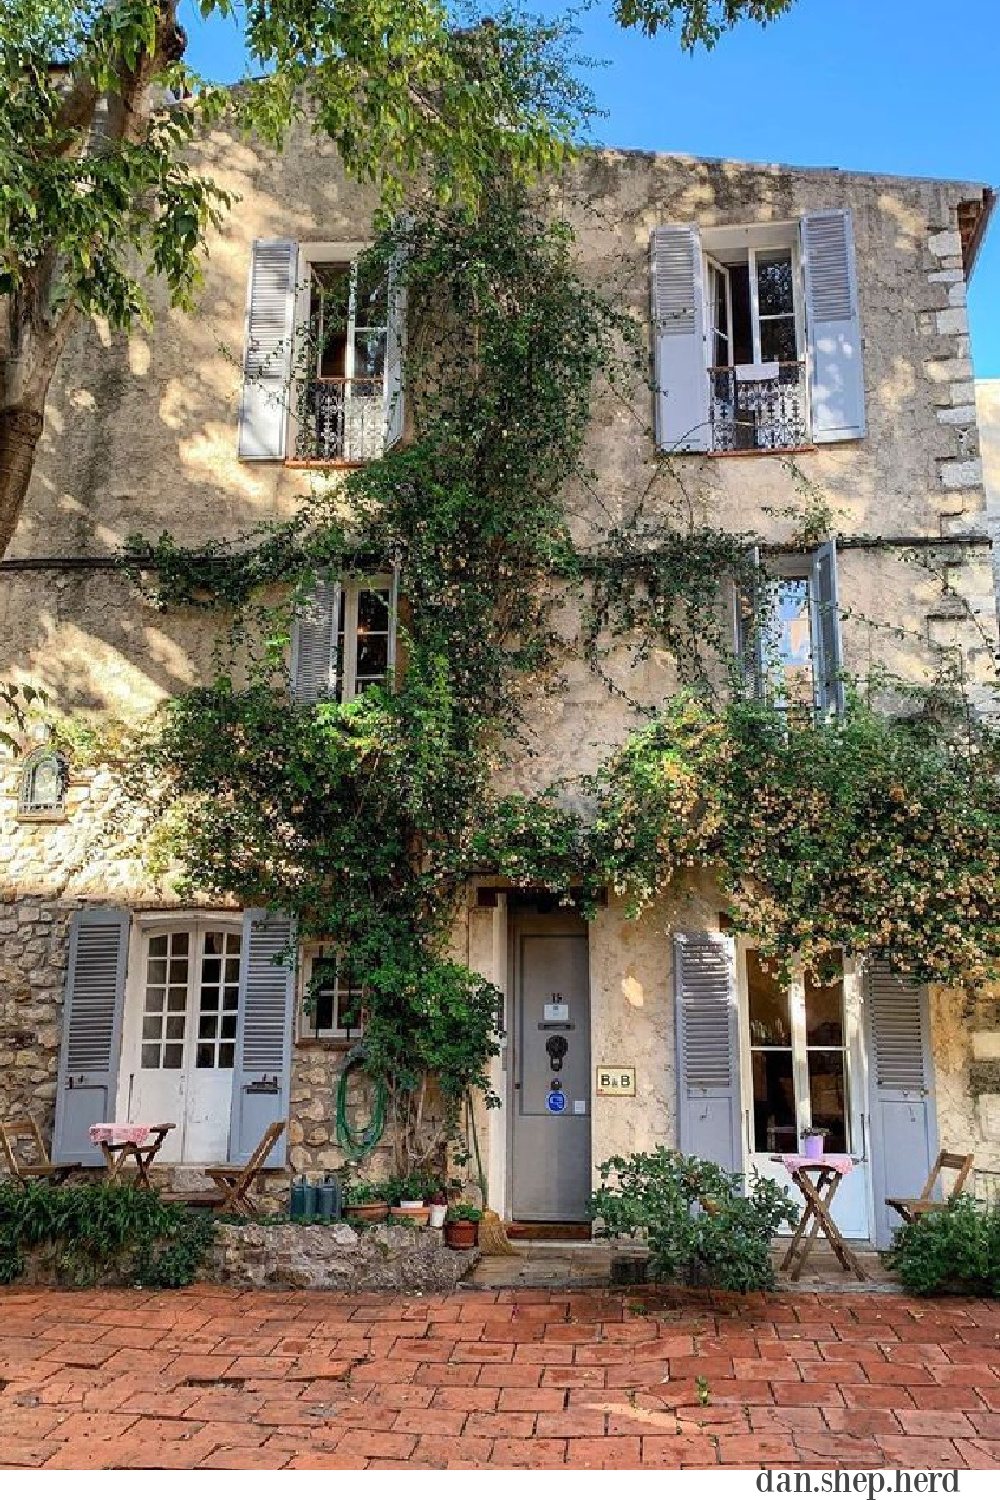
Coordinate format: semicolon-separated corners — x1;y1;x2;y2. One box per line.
335;1044;388;1157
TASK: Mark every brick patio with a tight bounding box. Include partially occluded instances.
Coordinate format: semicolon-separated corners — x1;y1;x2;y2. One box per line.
1;1285;1000;1469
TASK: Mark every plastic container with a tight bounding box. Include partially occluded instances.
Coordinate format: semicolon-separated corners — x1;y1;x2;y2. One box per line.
290;1176;308;1221
317;1181;339;1222
803;1133;825;1161
301;1178;318;1220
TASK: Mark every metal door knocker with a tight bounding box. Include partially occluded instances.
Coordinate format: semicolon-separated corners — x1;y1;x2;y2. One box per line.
546;1034;568;1071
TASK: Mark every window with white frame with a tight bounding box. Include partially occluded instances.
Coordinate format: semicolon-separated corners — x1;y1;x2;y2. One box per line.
651;210;865;455
18;748;67;816
300;947;363;1043
292;571;398;705
294;256;389;463
735;542;844;718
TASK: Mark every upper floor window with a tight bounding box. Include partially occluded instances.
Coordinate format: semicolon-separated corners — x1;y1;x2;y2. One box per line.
18;748;67;817
237;238;405;465
736;541;844;719
292;571;399;705
651;211;864;455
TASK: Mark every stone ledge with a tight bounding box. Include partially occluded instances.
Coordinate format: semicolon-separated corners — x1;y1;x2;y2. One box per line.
203;1220;480;1292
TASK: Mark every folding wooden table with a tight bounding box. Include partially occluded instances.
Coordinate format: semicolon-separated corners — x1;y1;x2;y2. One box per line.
89;1123;176;1188
772;1154;867;1283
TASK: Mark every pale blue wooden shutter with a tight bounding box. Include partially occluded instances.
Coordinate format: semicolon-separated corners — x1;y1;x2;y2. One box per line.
53;908;129;1165
291;577;341;703
811;540;845;717
674;932;743;1174
651;226;710;453
384;243;406;450
230;910;295;1166
801;211;865;443
238;239;298;460
864;960;937;1249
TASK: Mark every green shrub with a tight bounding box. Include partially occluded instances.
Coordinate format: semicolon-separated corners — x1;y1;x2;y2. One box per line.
445;1202;481;1223
887;1196;1000;1296
590;1147;798;1293
0;1180;215;1289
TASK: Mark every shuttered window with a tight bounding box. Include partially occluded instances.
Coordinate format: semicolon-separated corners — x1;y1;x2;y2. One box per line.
735;542;844;719
867;964;929;1093
292;572;398;705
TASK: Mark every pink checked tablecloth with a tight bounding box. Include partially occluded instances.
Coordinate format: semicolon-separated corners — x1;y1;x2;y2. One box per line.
776;1153;854;1175
88;1123;153;1146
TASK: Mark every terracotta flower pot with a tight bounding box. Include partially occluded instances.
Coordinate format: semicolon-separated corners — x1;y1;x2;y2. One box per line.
345;1201;389;1222
392;1205;431;1225
444;1219;479;1249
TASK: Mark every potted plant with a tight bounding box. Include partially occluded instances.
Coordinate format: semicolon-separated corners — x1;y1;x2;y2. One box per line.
801;1125;827;1161
428;1189;448;1230
343;1180;390;1222
443;1203;481;1249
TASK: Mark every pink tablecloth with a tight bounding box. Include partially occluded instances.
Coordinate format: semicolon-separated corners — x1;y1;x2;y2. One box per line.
89;1123;152;1147
776;1153;854;1176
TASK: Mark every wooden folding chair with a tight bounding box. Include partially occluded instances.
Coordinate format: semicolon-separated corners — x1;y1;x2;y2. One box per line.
887;1149;974;1225
1;1118;81;1184
162;1120;287;1217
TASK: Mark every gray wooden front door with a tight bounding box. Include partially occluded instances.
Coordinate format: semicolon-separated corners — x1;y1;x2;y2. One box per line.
509;917;591;1222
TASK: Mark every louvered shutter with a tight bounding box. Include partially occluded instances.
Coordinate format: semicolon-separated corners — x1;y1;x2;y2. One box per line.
674;932;743;1173
864;960;937;1248
800;211;865;443
230;910;295;1166
53;908;129;1165
238;239;298;459
384;241;407;450
291;576;341;704
811;540;845;717
651;226;710;453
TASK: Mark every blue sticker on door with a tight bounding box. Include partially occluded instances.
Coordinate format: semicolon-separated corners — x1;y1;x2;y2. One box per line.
546;1090;566;1114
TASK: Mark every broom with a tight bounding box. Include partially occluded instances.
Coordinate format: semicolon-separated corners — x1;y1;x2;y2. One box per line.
466;1092;520;1257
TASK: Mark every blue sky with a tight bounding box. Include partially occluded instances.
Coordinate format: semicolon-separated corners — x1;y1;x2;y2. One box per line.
180;0;1000;375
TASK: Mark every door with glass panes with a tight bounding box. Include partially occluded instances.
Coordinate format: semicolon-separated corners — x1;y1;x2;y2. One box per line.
739;949;871;1240
119;919;243;1162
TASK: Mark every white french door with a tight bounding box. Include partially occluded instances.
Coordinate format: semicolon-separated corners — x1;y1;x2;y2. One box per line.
118;919;243;1163
738;949;872;1241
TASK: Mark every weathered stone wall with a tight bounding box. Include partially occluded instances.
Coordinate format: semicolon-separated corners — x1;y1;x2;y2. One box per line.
0;899;72;1140
205;1221;478;1292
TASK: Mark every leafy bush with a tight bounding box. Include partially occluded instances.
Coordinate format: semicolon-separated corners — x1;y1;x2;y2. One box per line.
0;1180;215;1289
590;1147;798;1293
445;1202;481;1223
342;1179;393;1206
888;1197;1000;1296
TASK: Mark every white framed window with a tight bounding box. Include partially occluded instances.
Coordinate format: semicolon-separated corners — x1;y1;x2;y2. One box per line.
139;921;242;1073
736;542;844;718
299;946;363;1043
18;748;67;817
292;570;399;706
651;210;864;454
744;951;853;1155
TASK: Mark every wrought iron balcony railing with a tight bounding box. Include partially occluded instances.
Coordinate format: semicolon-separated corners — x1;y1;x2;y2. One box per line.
295;377;385;463
708;360;809;453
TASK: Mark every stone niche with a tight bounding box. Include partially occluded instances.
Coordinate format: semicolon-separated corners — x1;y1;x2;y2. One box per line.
203;1221;479;1292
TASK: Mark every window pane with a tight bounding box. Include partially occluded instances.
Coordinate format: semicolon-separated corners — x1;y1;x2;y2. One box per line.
223;985;239;1011
166;1016;186;1041
167;988;187;1013
148;934;169;958
168;957;188;984
146;959;167;986
356;635;389;682
747;952;791;1046
354;266;388;326
145;989;164;1013
163;1044;183;1069
808;1050;848;1152
200;988;219;1012
196;1043;214;1070
760;317;798;364
752;1048;797;1152
219;1043;235;1070
353;331;386;380
172;933;189;956
314;990;335;1033
805;972;844;1047
221;1014;238;1040
142;1016;162;1041
768;578;814;706
756;253;794;316
357;588;390;633
199;1015;217;1040
204;932;224;955
141;1044;160;1069
201;957;221;984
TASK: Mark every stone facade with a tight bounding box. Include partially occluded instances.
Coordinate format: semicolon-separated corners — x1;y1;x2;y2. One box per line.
1;114;999;1237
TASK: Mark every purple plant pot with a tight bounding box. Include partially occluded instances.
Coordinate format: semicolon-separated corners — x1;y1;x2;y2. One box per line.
803;1134;825;1160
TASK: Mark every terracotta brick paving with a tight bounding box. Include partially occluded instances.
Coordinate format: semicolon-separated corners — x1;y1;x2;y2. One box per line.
1;1285;999;1469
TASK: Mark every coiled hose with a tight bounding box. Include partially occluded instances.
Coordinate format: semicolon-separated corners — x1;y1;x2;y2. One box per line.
335;1043;387;1157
